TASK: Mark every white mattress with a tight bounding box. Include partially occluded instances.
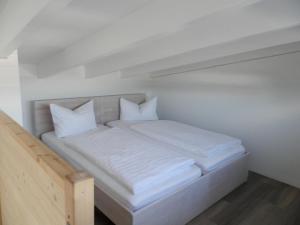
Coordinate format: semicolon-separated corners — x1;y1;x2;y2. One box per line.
42;131;202;211
107;120;247;173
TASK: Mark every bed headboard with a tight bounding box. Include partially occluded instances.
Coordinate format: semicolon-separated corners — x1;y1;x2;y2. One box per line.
32;93;146;137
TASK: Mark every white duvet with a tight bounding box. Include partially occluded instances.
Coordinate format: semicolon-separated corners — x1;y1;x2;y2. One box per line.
63;127;196;194
129;120;242;157
107;120;246;172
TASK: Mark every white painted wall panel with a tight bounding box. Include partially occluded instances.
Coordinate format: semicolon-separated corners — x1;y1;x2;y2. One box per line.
19;64;152;131
19;50;300;189
151;52;300;188
0;51;23;124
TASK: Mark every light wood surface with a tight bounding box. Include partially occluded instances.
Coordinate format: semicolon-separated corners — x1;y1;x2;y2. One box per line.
0;111;94;225
0;192;2;225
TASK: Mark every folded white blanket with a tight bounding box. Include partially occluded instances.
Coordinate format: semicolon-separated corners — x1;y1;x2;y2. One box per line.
130;120;242;157
64;127;195;194
176;144;246;172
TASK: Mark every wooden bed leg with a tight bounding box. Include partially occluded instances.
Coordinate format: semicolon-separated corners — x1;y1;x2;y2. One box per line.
65;172;94;225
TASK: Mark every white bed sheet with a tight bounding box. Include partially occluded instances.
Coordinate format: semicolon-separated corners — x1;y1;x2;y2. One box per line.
63;127;195;195
107;120;246;172
42;131;202;211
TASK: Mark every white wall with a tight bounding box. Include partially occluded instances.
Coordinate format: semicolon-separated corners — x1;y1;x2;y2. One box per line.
0;51;23;124
19;64;152;131
19;51;300;189
150;51;300;188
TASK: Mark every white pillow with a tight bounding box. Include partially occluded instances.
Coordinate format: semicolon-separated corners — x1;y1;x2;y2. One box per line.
50;100;97;138
120;97;159;121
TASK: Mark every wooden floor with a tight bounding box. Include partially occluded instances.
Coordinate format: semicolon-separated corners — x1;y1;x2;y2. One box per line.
95;172;300;225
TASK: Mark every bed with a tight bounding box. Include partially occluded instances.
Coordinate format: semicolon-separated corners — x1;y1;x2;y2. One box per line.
32;93;249;225
41;127;202;211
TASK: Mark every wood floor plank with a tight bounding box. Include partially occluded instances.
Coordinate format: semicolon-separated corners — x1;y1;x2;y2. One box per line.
94;172;300;225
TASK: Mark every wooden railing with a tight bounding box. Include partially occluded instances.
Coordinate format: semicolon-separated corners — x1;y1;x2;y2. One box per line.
0;111;94;225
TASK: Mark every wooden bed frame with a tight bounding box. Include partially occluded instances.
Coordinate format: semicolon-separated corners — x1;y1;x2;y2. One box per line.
31;93;249;225
0;111;94;225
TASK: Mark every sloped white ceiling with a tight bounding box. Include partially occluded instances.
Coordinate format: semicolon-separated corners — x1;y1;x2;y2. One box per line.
0;0;51;57
84;0;300;78
1;0;300;78
18;0;151;64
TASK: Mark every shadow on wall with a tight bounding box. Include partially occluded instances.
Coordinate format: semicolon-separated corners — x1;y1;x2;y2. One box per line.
152;53;300;93
0;0;8;14
151;51;300;189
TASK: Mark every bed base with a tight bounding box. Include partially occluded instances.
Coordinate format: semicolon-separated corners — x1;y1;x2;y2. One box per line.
95;153;249;225
31;94;249;225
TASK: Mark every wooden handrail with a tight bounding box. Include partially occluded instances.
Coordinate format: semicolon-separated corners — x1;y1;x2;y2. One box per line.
0;111;94;225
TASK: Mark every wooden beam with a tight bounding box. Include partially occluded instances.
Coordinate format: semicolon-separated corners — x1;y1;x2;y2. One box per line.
0;111;94;225
0;191;2;225
66;173;94;225
36;0;259;77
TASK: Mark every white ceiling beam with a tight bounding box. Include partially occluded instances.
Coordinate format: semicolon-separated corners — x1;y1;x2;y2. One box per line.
121;26;300;78
150;40;300;78
0;0;52;57
0;0;74;57
36;0;260;77
84;0;300;78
